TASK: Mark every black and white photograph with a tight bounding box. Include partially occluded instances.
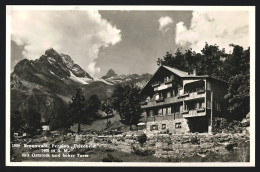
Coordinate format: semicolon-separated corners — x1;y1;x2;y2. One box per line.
5;5;255;166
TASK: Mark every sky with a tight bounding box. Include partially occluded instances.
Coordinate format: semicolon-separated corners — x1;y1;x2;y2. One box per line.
10;8;250;78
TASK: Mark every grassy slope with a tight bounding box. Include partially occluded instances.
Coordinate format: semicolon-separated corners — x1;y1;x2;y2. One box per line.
70;113;122;132
70;111;146;133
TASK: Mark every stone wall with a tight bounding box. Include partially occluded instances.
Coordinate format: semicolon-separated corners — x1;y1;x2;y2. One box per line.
70;114;250;161
84;132;249;161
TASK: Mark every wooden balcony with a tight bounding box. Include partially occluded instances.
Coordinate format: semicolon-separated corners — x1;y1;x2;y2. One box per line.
154;83;172;91
183;92;205;101
178;93;189;99
151;82;160;87
164;78;173;84
180;110;189;114
197;89;205;94
141;96;182;109
155;97;165;103
183;109;206;118
141;92;206;109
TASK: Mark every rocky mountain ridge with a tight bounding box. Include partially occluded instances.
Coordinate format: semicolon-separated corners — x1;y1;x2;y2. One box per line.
10;48;152;123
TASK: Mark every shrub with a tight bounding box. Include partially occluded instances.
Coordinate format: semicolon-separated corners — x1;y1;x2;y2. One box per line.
190;136;199;144
42;130;51;137
102;153;123;162
138;133;147;146
225;143;238;151
105;148;114;152
132;146;155;156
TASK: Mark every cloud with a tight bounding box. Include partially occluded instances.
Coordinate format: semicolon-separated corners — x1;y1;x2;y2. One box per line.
11;10;122;76
87;61;100;75
175;11;249;53
158;16;173;32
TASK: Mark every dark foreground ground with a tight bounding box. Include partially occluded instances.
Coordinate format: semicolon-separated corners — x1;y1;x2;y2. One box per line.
11;135;249;162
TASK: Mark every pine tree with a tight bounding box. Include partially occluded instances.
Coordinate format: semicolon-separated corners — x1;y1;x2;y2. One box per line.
69;88;86;133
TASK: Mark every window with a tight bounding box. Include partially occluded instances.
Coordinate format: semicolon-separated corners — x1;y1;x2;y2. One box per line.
179;88;184;95
167;107;171;115
167;91;171;98
180;105;183;112
150;125;158;131
184;104;188;111
175;122;182;128
172;90;176;97
163;108;167;115
196;101;205;109
155;94;160;100
162;124;166;129
158;109;162;116
164;77;168;82
207;100;211;109
149;109;154;117
207;82;211;90
215;101;221;111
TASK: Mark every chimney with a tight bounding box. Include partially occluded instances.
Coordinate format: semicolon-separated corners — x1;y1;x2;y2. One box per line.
193;68;197;76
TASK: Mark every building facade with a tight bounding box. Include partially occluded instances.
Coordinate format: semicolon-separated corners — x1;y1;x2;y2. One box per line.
140;65;228;134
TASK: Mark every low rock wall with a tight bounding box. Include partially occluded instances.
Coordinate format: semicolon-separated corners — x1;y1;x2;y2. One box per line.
78;132;249;160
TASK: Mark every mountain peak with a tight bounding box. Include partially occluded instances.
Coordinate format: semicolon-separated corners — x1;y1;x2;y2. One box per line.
101;69;117;79
45;48;59;57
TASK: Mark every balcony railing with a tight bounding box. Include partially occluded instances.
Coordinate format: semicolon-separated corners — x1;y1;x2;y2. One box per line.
155;97;165;103
141;96;182;108
151;82;160;87
196;89;205;94
196;107;205;112
178;93;189;99
183;109;206;118
141;92;206;109
180;110;189;114
164;78;173;84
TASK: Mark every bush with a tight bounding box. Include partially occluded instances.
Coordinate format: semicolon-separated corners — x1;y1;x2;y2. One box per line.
105;148;114;152
42;130;51;137
102;153;123;162
190;136;199;144
132;146;155;156
138;133;147;146
225;143;238;151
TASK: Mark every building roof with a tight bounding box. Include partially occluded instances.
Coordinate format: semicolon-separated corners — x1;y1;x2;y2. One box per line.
139;65;227;94
162;65;209;78
162;65;191;77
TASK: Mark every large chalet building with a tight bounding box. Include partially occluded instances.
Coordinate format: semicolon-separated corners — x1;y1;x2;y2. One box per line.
140;65;228;134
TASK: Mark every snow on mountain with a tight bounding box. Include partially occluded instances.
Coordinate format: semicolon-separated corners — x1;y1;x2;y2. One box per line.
93;78;114;85
69;70;92;85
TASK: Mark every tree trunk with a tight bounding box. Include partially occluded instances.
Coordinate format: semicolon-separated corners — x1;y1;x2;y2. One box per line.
130;116;133;130
77;122;81;134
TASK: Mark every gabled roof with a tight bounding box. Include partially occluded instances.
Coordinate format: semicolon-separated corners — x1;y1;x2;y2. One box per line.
162;65;191;77
140;65;190;94
139;65;226;95
161;65;209;78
